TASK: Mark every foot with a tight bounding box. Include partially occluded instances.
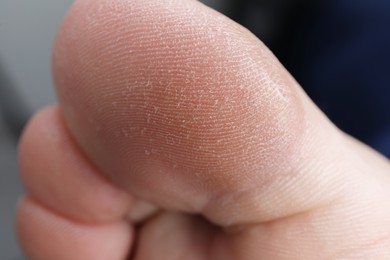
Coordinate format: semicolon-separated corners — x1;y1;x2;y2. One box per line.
17;0;390;259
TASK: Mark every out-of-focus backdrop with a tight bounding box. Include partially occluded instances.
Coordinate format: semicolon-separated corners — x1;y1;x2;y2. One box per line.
0;1;73;258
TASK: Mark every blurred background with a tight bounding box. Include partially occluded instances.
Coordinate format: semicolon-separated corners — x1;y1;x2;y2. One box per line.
1;0;389;259
1;1;73;259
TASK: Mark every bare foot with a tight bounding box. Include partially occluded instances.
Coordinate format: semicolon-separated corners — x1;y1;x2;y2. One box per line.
18;0;390;259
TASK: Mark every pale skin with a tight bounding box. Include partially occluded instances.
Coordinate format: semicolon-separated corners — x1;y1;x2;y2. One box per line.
16;0;390;259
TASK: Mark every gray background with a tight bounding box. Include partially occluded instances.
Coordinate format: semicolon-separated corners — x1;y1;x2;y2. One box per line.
0;0;226;259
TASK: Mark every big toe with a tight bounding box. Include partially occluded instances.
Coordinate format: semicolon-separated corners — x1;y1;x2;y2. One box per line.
53;0;390;236
54;0;313;222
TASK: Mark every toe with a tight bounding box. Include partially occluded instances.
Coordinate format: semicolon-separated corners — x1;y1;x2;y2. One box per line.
19;106;131;223
53;0;315;221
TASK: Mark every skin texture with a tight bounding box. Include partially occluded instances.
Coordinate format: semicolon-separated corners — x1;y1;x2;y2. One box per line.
17;0;390;259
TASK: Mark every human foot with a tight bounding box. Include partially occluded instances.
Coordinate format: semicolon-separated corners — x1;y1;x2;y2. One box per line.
18;0;390;259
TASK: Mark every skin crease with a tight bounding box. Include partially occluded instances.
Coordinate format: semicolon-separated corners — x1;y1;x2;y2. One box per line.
17;0;390;259
17;197;133;260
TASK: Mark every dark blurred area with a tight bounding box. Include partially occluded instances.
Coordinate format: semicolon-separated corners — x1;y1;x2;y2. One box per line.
1;0;389;259
0;63;28;259
0;61;31;139
228;0;390;157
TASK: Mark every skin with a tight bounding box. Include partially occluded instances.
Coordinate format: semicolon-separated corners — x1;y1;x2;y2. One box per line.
17;0;390;259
